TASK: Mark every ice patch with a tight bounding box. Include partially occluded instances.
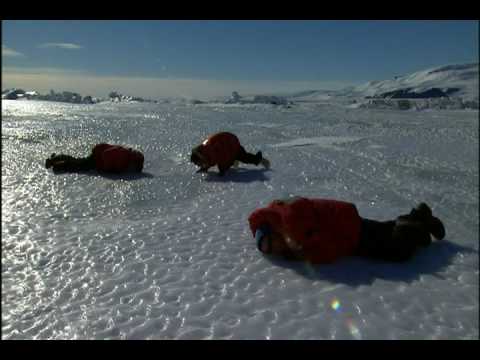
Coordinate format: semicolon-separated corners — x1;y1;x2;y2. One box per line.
168;153;188;165
241;122;281;128
271;136;363;149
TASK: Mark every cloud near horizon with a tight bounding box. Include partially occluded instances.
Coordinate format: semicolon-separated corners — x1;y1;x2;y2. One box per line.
37;43;83;50
3;66;87;75
2;66;358;99
2;45;25;57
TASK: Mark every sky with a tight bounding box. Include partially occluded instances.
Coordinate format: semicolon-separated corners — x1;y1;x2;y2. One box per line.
2;20;478;99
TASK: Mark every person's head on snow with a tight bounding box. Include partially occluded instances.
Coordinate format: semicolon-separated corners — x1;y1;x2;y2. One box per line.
249;202;305;260
255;223;304;260
190;147;209;169
190;132;270;176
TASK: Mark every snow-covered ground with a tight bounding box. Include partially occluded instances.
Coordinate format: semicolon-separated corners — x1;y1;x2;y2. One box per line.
2;99;478;339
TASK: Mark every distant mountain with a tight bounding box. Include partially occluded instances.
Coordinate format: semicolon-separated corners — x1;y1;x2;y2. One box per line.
284;89;334;102
282;63;478;104
287;90;327;98
349;63;479;100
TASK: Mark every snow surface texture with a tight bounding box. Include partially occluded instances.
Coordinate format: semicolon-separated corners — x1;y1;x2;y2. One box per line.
2;100;478;339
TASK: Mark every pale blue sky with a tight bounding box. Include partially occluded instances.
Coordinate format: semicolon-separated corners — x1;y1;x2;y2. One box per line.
2;20;478;98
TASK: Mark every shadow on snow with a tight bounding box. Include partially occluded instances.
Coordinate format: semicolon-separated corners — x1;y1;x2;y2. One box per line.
203;168;271;183
264;239;477;286
51;169;155;180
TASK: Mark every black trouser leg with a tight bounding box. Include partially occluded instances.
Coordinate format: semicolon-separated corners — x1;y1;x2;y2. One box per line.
50;154;95;172
46;154;77;168
235;146;262;166
355;217;430;262
355;219;398;260
50;154;78;162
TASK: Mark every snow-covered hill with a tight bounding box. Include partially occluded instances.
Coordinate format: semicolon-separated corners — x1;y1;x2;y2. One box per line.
349;63;479;101
283;63;478;107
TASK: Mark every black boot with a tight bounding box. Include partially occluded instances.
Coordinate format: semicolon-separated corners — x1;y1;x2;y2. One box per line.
255;151;270;169
45;153;57;168
409;203;445;240
255;151;263;164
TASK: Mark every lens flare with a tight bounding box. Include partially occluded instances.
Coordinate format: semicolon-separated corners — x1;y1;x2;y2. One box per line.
346;319;362;340
331;298;341;312
329;297;362;339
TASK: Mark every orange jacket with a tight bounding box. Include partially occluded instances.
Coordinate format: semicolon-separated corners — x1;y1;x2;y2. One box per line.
92;143;144;173
248;197;362;264
194;132;241;171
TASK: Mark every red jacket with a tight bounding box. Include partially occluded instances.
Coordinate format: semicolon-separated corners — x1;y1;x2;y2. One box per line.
195;132;241;171
92;143;144;173
248;197;362;264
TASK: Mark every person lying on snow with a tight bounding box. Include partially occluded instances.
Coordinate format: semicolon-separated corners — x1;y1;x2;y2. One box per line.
248;197;445;263
45;143;144;174
190;132;270;176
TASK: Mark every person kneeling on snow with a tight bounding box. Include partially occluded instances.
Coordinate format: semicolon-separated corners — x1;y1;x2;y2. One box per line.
190;132;270;176
248;197;445;263
45;143;144;174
